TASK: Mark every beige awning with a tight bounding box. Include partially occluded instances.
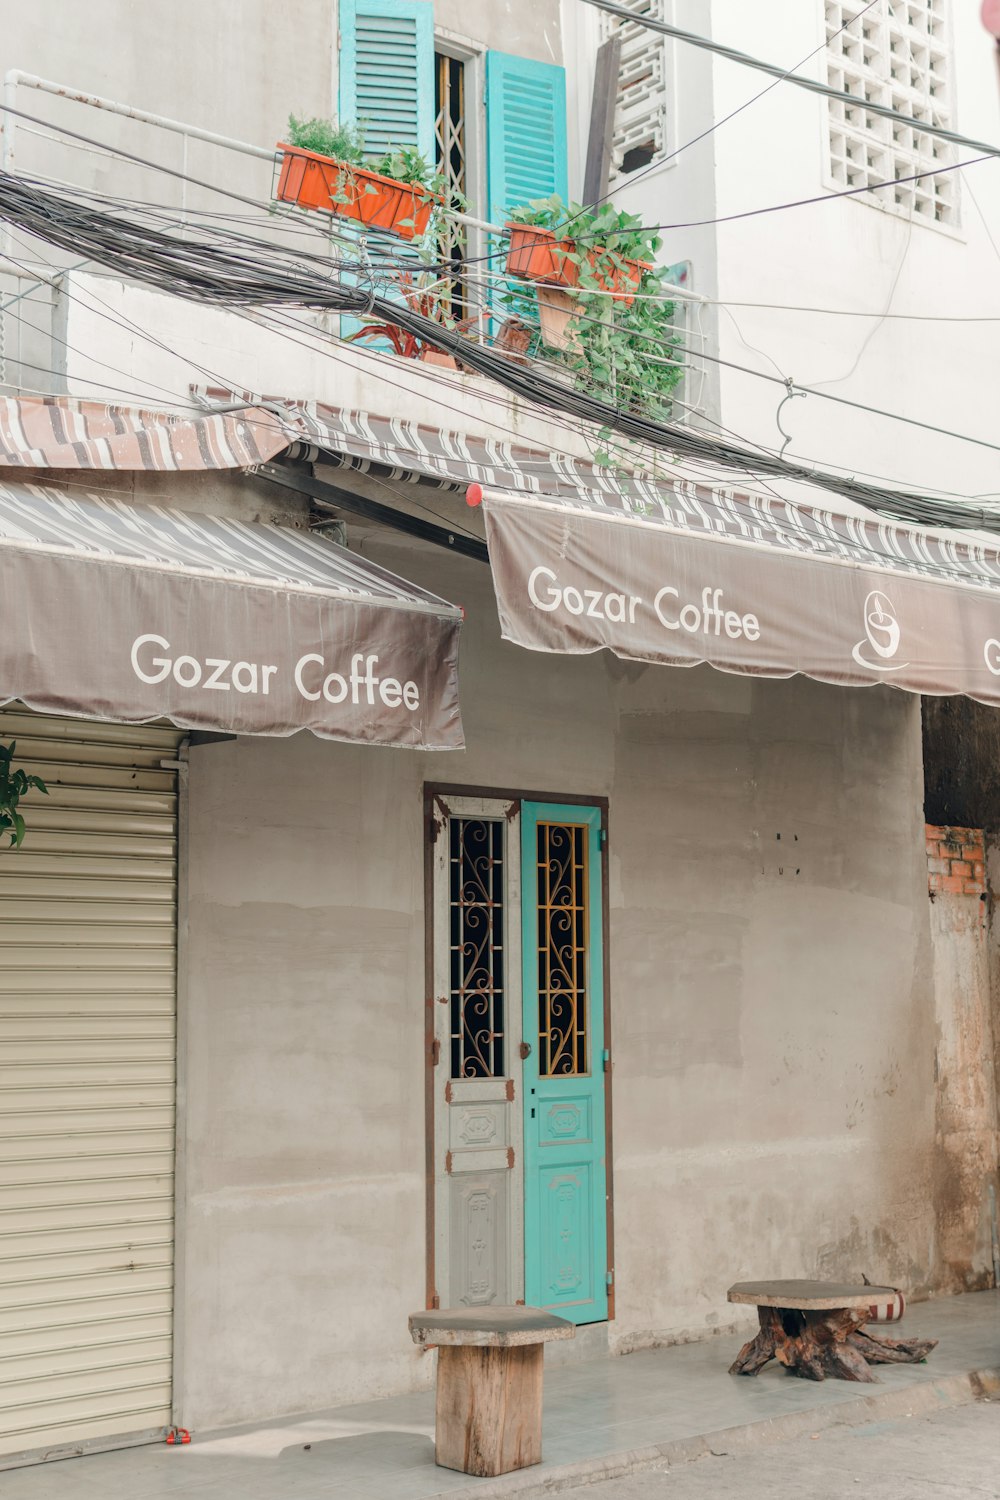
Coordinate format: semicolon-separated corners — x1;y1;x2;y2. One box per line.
0;394;290;469
0;481;463;749
479;489;1000;707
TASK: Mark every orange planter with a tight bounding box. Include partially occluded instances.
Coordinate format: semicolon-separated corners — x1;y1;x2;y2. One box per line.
275;144;440;241
505;223;650;306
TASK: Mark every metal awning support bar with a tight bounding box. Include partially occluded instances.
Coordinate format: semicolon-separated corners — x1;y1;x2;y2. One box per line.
257;461;489;564
1;71;276;174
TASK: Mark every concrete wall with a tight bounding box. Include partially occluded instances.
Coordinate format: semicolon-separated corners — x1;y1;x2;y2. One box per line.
1;1;562;225
704;0;1000;502
48;277;992;1426
925;827;1000;1294
174;528;950;1428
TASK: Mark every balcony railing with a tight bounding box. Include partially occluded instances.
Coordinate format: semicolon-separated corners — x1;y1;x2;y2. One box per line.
0;69;710;428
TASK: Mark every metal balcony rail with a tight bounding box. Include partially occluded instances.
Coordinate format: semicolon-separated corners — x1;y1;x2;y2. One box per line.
0;69;709;423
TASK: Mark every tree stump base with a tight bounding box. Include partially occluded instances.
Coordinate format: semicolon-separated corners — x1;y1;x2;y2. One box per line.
729;1304;937;1383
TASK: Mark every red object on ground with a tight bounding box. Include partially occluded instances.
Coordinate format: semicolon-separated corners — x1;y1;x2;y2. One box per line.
166;1428;191;1445
466;483;483;508
504;224;649;306
274;145;439;241
866;1290;906;1323
983;0;1000;37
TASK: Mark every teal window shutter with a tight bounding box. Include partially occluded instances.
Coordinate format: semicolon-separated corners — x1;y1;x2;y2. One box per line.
339;0;435;161
486;52;568;224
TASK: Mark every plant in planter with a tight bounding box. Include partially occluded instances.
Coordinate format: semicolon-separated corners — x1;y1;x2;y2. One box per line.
275;115;444;241
0;741;47;849
345;270;476;367
505;196;654;305
500;197;683;427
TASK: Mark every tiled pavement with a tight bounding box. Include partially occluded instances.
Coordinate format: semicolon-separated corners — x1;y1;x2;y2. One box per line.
4;1290;998;1500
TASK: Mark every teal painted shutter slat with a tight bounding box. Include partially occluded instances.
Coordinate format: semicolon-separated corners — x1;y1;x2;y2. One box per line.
486;52;568;224
337;0;434;339
339;0;435;161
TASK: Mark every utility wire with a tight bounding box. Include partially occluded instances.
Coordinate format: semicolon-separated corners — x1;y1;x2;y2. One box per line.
554;1;880;224
578;0;1000;162
2;171;997;534
13;168;995;474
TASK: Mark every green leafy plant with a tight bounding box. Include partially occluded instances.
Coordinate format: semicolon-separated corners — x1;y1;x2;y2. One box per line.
0;741;47;849
507;194;660;266
285;118;447;194
374;144;434;187
502;195;683;426
285;114;367;163
345;270;476;360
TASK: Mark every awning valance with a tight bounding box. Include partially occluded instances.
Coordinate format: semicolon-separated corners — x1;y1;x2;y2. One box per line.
479;490;1000;707
0;394;290;470
0;483;463;749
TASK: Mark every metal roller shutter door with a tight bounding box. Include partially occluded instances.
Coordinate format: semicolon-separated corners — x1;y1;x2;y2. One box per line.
0;709;181;1464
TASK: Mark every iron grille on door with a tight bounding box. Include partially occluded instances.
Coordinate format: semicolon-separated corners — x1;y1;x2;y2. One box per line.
449;817;505;1079
535;823;588;1077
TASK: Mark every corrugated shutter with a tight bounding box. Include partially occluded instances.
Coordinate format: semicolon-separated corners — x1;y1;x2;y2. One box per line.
486;52;568;224
0;709;181;1464
339;0;435;160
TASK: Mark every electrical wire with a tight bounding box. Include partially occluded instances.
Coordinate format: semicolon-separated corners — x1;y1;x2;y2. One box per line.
6;179;998;527
577;0;1000;162
4;171;998;534
9;94;1000;346
546;1;881;228
12;231;1000;575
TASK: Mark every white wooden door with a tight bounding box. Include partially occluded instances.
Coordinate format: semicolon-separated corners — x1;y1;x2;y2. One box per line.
432;796;523;1309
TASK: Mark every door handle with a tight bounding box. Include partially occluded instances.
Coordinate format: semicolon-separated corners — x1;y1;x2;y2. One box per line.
519;1041;532;1060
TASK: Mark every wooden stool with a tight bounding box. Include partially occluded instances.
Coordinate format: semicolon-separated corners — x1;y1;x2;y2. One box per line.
727;1280;937;1383
408;1306;574;1477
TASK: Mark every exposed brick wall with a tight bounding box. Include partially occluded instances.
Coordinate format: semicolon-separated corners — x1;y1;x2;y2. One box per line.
925;824;986;896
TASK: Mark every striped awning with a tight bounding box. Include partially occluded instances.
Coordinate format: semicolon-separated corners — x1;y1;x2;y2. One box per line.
477;485;1000;706
195;389;1000;592
0;395;290;470
0;481;463;749
12;392;1000;705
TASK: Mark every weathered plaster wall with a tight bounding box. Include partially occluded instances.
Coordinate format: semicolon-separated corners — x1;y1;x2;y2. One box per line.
925;827;999;1294
177;542;952;1428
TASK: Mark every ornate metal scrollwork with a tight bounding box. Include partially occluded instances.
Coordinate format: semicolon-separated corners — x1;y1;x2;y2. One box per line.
449;818;505;1078
536;822;588;1077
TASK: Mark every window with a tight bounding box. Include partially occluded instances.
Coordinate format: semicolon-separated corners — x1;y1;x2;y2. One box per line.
339;0;435;160
826;0;957;226
435;49;470;318
599;0;669;178
449;815;506;1079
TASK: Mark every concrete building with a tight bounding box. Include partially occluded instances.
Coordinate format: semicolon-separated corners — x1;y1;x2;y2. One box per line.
0;0;998;1472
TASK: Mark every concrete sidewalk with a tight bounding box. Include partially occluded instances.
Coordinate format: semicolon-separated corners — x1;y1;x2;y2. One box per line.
5;1291;998;1500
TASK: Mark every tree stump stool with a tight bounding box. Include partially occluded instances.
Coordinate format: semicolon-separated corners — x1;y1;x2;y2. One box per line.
727;1281;937;1383
408;1306;574;1478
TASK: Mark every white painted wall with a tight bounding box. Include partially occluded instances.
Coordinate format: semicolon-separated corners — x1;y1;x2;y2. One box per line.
6;0;999;1436
174;532;952;1428
704;0;1000;502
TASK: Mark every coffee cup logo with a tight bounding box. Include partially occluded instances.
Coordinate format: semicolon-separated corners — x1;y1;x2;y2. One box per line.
852;591;908;671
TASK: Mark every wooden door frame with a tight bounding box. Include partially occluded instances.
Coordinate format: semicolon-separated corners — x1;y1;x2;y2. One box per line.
423;782;614;1318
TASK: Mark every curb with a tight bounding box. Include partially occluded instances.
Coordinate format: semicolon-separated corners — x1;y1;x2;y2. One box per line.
445;1367;1000;1499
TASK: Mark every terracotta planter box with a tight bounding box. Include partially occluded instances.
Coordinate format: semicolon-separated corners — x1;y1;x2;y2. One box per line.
275;144;439;241
504;223;649;306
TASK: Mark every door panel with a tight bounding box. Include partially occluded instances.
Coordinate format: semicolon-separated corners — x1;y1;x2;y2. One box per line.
521;804;608;1324
432;800;523;1309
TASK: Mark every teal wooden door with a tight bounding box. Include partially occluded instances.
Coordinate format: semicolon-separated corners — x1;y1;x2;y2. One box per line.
521;803;608;1324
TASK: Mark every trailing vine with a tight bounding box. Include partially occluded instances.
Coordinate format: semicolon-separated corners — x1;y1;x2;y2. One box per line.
0;741;47;849
503;196;683;444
